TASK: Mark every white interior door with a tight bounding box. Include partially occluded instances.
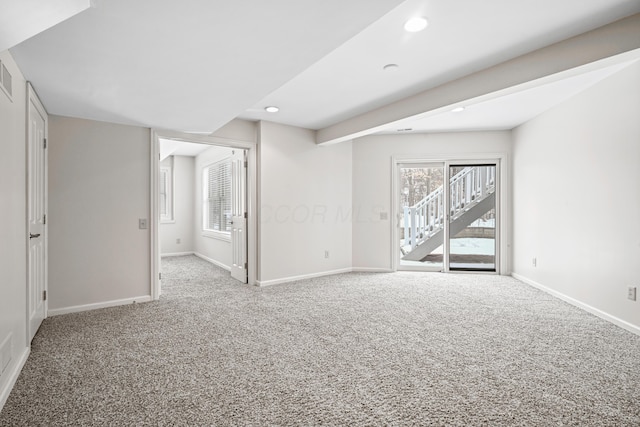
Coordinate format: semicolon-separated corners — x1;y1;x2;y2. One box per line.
230;150;247;283
27;84;47;341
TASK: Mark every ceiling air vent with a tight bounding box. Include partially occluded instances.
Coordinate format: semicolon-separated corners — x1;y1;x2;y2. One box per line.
0;60;12;100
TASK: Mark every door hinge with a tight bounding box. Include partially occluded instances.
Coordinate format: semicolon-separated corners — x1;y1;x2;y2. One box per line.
43;138;47;149
43;214;46;225
244;262;248;270
244;161;248;168
43;290;47;301
159;273;162;280
244;212;248;219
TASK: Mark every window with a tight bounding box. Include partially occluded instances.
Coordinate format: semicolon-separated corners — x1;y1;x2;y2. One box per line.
159;154;175;222
203;159;231;238
159;165;173;222
0;59;12;101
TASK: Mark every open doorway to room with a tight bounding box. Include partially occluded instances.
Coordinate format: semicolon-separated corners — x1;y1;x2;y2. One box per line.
153;134;254;298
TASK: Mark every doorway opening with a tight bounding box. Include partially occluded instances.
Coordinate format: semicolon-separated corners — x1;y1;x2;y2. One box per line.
395;158;502;273
151;131;257;299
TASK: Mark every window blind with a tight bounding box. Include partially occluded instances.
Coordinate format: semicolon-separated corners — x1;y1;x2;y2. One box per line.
205;161;231;233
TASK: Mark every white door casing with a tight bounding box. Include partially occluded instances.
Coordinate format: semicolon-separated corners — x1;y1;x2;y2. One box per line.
150;130;258;297
27;83;47;341
230;150;247;283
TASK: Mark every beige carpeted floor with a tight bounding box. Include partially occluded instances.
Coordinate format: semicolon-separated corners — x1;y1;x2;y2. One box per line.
1;255;639;426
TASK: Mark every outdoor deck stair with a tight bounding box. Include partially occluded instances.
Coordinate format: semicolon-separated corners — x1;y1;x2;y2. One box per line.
402;166;495;262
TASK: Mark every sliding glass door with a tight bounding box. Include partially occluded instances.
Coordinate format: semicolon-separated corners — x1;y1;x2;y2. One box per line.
398;163;445;271
396;160;499;273
447;164;497;272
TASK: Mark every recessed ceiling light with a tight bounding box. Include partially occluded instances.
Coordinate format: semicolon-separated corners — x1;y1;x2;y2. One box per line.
383;63;399;71
451;106;466;113
264;106;279;113
404;16;428;32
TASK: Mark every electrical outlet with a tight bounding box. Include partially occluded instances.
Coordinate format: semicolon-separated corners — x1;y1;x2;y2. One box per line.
532;257;537;267
138;218;148;229
628;286;637;301
176;238;181;244
324;250;329;259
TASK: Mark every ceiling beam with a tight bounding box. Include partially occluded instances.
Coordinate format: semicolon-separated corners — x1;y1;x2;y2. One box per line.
316;13;640;145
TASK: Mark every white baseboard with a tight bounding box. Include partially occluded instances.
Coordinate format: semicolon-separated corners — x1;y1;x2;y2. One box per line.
352;267;394;273
257;268;353;287
512;273;640;337
161;251;195;257
0;346;30;412
48;295;153;317
194;252;230;272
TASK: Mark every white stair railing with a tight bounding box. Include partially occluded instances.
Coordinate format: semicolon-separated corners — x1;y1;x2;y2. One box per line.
403;166;495;251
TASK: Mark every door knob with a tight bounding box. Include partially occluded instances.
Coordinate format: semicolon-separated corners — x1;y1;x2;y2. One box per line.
29;233;41;239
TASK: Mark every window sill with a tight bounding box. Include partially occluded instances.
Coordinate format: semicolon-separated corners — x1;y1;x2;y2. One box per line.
202;230;231;242
161;219;175;224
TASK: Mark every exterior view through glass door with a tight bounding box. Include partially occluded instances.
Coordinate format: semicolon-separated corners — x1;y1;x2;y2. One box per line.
447;164;497;272
399;163;445;271
398;161;498;272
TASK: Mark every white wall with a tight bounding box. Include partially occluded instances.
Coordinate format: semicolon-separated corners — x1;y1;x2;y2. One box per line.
48;116;151;312
258;121;353;284
352;131;512;271
0;51;29;410
212;118;256;143
160;155;195;255
193;145;237;269
512;61;640;331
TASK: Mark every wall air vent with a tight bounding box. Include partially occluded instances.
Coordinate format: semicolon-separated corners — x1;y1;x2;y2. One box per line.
0;60;13;100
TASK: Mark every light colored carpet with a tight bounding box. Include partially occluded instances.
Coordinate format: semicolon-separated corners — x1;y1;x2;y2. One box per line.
1;255;639;426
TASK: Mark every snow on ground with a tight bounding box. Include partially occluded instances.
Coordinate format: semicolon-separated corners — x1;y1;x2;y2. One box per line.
401;238;495;256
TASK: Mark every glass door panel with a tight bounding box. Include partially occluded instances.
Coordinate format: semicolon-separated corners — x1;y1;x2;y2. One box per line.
447;164;497;271
399;164;445;270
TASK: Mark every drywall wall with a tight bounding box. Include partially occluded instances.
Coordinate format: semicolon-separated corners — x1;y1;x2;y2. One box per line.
258;121;353;284
160;155;195;255
48;115;151;312
193;145;237;269
0;50;29;410
512;60;640;331
352;131;511;271
212;118;256;143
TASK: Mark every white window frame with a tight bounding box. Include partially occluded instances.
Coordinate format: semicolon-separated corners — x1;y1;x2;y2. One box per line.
202;158;232;241
159;163;174;223
0;59;13;102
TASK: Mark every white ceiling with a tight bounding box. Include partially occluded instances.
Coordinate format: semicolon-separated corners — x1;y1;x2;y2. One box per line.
7;0;640;136
0;0;90;51
9;0;403;133
159;138;212;161
239;0;640;130
377;60;638;134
